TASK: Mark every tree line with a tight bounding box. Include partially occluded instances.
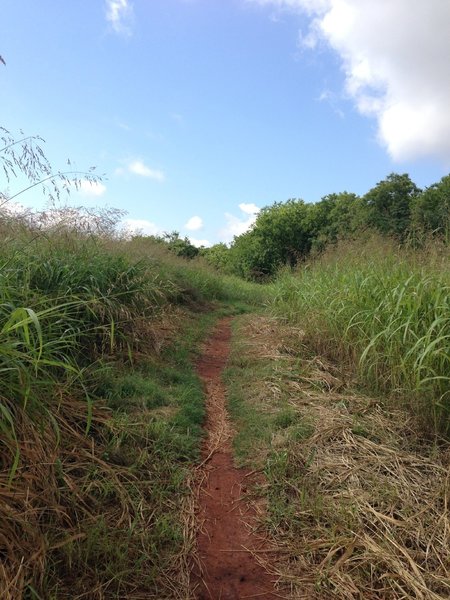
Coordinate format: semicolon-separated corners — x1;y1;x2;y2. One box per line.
202;172;450;280
135;172;449;281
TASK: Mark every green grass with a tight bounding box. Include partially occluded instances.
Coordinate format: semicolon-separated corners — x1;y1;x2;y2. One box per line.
224;314;320;538
225;315;315;467
271;239;450;436
225;339;273;464
125;234;273;309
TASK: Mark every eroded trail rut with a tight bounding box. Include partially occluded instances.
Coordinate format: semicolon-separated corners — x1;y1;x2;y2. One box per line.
191;318;278;600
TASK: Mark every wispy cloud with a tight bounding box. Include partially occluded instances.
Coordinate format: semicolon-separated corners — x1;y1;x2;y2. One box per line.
170;112;184;125
220;203;260;243
184;215;203;231
105;0;134;36
116;160;165;182
318;89;344;119
78;180;107;197
122;218;161;237
115;118;131;131
128;160;165;181
190;237;211;248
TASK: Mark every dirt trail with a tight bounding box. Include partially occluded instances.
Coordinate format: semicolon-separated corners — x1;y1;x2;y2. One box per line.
191;317;278;600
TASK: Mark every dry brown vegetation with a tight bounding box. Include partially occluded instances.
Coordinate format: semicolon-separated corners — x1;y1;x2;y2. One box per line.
227;314;450;599
0;320;201;600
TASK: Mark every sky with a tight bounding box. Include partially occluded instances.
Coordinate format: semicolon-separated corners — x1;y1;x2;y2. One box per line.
1;0;449;246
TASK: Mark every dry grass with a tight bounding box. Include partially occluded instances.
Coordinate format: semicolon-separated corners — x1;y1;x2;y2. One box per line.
0;394;198;599
1;398;107;599
0;305;211;599
229;314;450;599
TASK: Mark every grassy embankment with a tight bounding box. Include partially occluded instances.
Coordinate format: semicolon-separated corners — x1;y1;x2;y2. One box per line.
225;238;449;599
0;214;268;600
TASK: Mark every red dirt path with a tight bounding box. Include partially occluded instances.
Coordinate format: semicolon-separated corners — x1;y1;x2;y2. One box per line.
191;318;279;600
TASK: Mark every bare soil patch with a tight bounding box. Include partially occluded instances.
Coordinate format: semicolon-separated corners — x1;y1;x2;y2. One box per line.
191;317;279;600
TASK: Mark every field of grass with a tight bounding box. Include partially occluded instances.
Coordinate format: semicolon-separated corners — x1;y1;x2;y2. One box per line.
271;237;450;437
0;212;269;599
2;206;449;598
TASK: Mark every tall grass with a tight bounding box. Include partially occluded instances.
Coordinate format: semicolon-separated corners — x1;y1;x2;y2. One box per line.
124;234;271;307
0;235;170;415
0;208;270;597
0;210;268;448
271;238;450;436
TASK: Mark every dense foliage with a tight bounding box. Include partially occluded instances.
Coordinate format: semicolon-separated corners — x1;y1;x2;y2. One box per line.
202;172;450;280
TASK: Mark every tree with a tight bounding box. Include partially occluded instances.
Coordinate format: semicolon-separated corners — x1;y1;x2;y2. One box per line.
162;231;199;259
306;192;366;251
229;199;313;280
201;242;231;271
410;174;450;238
229;229;269;280
363;173;421;239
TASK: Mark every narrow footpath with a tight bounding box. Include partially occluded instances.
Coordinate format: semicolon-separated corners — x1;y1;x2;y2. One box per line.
191;317;279;600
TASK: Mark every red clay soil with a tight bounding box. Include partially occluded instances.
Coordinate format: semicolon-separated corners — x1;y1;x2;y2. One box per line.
191;317;279;600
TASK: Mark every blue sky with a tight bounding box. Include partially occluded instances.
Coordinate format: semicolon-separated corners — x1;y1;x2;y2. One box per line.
1;0;449;245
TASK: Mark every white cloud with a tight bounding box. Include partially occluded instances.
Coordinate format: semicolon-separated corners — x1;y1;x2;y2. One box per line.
184;215;203;231
105;0;134;35
78;180;107;197
239;202;260;215
249;0;450;163
128;160;165;181
117;160;165;182
0;200;26;215
219;203;260;243
189;237;211;248
122;218;161;237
